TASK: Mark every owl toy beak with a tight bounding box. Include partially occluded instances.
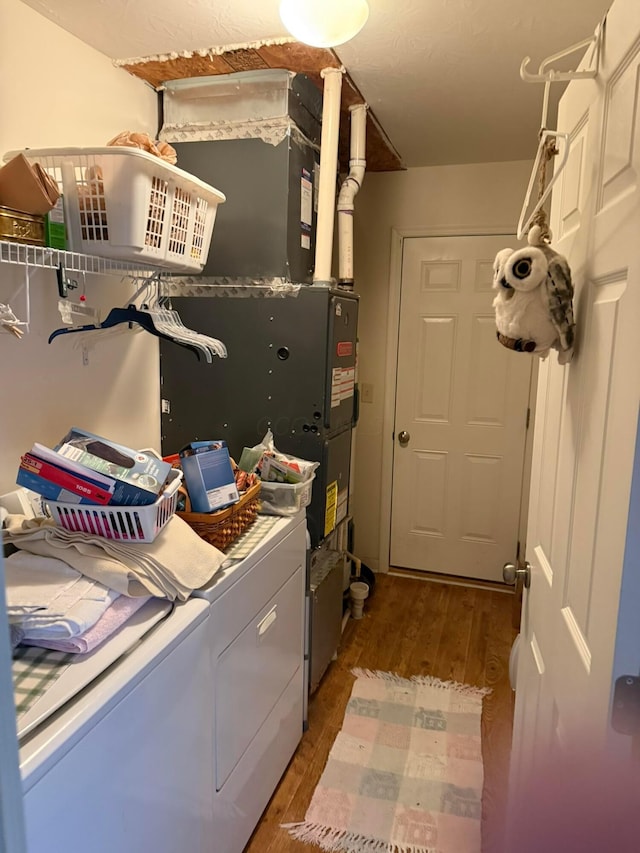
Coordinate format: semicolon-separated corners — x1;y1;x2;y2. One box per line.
500;277;515;299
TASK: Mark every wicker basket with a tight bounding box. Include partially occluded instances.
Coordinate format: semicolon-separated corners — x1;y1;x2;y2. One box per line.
177;481;261;551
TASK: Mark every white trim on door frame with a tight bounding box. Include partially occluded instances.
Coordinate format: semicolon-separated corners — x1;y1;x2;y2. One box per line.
378;224;536;575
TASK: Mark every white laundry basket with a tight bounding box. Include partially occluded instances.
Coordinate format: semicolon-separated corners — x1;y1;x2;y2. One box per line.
46;469;183;543
5;147;225;271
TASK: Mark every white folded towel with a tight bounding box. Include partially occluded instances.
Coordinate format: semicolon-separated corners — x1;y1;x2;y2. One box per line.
5;551;82;614
24;595;151;654
4;514;225;601
5;551;119;639
20;587;119;640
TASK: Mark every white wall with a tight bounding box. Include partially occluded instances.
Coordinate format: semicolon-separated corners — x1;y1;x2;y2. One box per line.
351;160;532;570
0;2;159;495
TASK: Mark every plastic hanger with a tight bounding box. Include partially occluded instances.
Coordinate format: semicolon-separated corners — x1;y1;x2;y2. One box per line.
142;279;227;359
147;298;227;360
517;23;604;240
520;23;602;83
48;305;208;361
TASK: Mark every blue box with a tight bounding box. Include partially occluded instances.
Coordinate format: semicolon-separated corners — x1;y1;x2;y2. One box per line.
179;441;239;513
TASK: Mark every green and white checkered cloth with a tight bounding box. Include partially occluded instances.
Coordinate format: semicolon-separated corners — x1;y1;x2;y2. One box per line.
223;514;281;562
12;645;74;719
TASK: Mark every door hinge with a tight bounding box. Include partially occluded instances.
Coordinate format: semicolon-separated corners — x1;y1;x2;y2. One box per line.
526;407;531;429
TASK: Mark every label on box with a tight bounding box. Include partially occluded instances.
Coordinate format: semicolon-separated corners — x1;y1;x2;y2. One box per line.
301;168;312;251
45;196;66;250
206;482;239;510
324;480;338;537
331;366;356;408
336;486;348;526
301;170;312;225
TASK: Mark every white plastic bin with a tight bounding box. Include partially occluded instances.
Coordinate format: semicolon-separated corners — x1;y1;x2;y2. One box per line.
259;475;314;517
4;147;225;271
46;469;183;543
162;69;320;133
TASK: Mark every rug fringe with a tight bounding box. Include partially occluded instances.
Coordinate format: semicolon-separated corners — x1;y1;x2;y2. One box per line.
285;820;438;853
351;667;491;699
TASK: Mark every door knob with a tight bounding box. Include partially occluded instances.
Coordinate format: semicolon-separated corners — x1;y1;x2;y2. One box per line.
503;561;531;589
398;430;410;447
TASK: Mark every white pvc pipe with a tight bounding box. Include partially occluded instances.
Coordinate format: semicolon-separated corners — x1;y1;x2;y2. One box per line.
313;67;344;284
337;103;367;286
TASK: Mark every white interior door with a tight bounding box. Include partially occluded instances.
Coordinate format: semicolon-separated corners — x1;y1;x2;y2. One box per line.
509;0;640;842
390;235;533;582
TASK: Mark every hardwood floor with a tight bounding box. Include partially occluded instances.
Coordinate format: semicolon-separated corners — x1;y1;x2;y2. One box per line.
245;573;517;853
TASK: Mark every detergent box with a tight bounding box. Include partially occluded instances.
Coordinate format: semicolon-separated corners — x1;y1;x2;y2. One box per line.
179;440;239;513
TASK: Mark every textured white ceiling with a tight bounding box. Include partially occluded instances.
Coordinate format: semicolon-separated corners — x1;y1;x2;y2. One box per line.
20;0;612;167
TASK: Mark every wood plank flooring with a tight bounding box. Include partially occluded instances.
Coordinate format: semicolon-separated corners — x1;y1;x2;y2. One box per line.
245;573;517;853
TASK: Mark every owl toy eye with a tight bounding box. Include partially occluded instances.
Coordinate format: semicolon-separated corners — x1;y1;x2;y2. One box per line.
505;246;548;292
513;258;532;279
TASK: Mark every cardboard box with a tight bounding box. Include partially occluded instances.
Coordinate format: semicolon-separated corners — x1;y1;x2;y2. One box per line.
17;452;115;505
55;427;172;507
179;441;239;513
0;154;59;215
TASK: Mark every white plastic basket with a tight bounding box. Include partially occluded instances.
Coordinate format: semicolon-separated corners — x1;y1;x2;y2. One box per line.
258;474;314;517
4;147;225;272
46;469;183;543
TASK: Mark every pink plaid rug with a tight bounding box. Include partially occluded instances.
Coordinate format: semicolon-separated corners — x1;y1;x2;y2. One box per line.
286;668;489;853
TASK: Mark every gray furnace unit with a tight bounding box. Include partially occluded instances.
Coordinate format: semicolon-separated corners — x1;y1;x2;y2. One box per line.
159;69;355;697
159;286;358;549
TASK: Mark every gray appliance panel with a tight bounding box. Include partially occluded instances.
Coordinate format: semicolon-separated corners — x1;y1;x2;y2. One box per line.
160;289;357;546
308;547;344;694
282;427;352;548
160;289;358;446
173;135;319;283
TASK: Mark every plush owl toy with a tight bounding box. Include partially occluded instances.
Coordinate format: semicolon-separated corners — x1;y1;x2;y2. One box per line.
492;225;575;364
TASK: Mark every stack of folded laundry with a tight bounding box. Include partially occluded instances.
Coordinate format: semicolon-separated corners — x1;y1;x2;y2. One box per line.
4;510;227;654
5;550;150;654
3;512;225;601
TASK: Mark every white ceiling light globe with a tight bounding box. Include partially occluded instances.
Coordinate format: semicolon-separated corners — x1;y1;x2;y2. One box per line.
279;0;369;48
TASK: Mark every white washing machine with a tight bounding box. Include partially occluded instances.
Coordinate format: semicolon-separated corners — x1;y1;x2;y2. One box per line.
19;597;214;853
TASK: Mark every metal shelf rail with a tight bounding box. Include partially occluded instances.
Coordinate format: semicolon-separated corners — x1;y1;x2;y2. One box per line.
0;240;160;277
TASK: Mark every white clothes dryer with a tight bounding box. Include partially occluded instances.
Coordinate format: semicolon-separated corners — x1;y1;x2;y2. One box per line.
191;511;307;853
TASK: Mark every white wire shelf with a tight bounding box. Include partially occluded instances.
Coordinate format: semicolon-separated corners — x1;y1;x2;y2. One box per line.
0;241;161;277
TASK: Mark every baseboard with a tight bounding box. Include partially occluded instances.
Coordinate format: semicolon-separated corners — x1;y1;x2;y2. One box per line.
388;566;513;594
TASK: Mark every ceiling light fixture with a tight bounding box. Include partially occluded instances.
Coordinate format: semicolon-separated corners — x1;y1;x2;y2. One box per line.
279;0;369;48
